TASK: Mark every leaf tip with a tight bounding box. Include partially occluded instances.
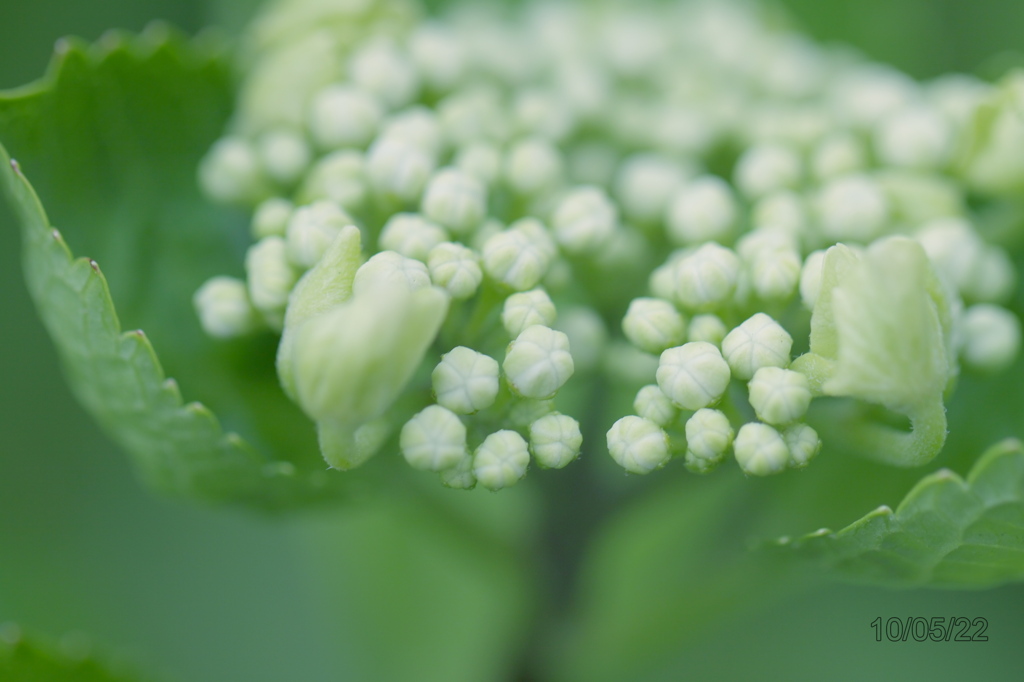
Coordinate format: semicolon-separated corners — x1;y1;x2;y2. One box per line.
9;157;21;175
88;259;101;273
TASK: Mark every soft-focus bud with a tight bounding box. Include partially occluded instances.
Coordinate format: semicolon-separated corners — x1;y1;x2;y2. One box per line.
666;176;738;245
799;250;827;309
961;304;1021;373
687;314;728;347
505;137;564;196
502;288;557;337
815;174;889;242
733;143;802;199
400;405;468;471
194;276;260;339
915;217;1016;302
298;150;367;211
381;106;443;158
874;106;952;170
409;22;466;92
614;153;687;224
747;367;812;424
621;297;687;354
421;168;488;234
684;408;734;474
784;423;821;468
440;453;476;490
607;415;671;474
350;37;419;109
656;341;731;410
352;250;431;295
378;213;448;261
251;197;293;239
482;220;554;291
473;430;530;490
199;137;271;206
503;325;575;399
734;422;790;476
555;306;607;372
367;135;436;203
285;201;351;269
455;141;502;185
427;242;483;299
257;128;312;186
752;190;807;233
432;346;500;414
308;85;384;150
721;313;793;380
245;236;299;327
552;186;617;255
529;413;583;469
672;242;742;311
960;72;1024;196
811;132;867;181
633;384;679;427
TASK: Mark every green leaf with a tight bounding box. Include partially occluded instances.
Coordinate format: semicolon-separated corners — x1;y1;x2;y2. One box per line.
778;438;1024;588
0;626;147;682
0;29;382;508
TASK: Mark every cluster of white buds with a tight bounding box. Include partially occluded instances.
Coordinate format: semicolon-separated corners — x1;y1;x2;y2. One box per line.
194;0;1022;487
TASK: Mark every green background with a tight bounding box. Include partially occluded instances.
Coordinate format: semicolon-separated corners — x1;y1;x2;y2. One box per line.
2;1;1024;680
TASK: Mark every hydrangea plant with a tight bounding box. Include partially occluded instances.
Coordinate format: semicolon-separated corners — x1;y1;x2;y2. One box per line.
5;0;1024;678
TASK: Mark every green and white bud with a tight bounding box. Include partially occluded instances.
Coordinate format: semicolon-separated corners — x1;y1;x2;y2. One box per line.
482;221;554;291
505;137;564;196
251;197;293;239
378;213;449;262
672;242;742;311
427;242;483;299
816;174;889;242
199;137;270;206
400;405;468;471
285;201;351;269
529;413;583;469
874;106;952;170
298;150;367;211
960;72;1024;195
622;297;687;355
684;408;734;473
432;346;500;414
688;314;728;347
961;304;1021;373
551;186;617;255
380;106;443;158
352;250;431;295
799;250;827;309
514;89;575;141
421;168;488;235
607;415;671;474
811;131;867;181
245;236;298;327
733;143;802;199
308;85;384;150
367;135;436;203
503;325;575;399
752;190;807;233
747;367;812;424
784;423;821;468
666;176;738;245
350;37;419;109
734;422;789;476
438;87;508;146
614;153;687;225
656;341;731;410
502;288;557;337
915;217;1016;302
409;22;466;93
194;276;259;339
257;128;312;186
749;247;802;301
439;453;476;490
455;141;502;185
721;313;793;380
473;430;530;490
633;384;678;427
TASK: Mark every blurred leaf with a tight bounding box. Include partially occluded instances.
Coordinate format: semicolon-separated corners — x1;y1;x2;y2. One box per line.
0;628;146;682
0;30;379;508
778;439;1024;587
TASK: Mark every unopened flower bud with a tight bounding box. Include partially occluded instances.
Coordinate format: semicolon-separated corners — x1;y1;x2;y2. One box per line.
503;325;575;399
482;221;554;291
552;186;617;255
734;422;789;476
400;405;468;471
440;453;476;490
622;297;687;354
733;143;802;199
633;384;678;427
784;423;821;468
502;288;557;337
378;213;448;262
961;304;1021;373
684;408;734;473
722;313;793;380
607;415;671;474
455;141;502;185
614;153;687;224
367;135;435;203
251;197;293;239
299;150;367;211
811;132;867;181
194;276;259;339
687;314;728;347
505;137;564;196
380;106;443;158
427;242;483;299
529;413;583;469
672;242;742;311
246;236;299;327
874;106;952;170
308;85;384;150
421;168;488;234
432;346;500;414
816;174;889;242
350;38;419;109
285;201;351;269
656;341;731;410
747;367;812;424
353;251;431;294
257;128;312;187
666;176;738;245
473;430;530;490
199;137;270;206
409;22;466;93
799;250;827;309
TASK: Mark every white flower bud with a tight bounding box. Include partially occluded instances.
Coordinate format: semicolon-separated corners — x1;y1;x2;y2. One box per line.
427;242;483;299
378;213;449;262
400;405;468;471
299;150;367;211
257;128;312;186
684;408;734;473
721;313;793;380
503;325;575;399
831;65;917;128
607;415;671;474
752;190;807;233
747;367;812;425
502;288;557;337
733;143;802;199
199;137;270;206
350;38;419;109
816;174;889;242
504;137;564;196
367;136;435;203
656;341;731;410
251;197;293;239
614;153;687;225
353;251;431;295
308;85;384;150
799;250;827;309
421;168;488;235
784;423;821;468
473;430;530;490
194;276;259;338
514;89;575;141
380;106;443;158
439;453;476;490
811;132;867;181
529;413;583;469
961;304;1021;373
555;306;607;372
672;242;742;311
246;237;298;326
749;247;802;301
687;314;728;347
455;141;502;185
438;87;508;146
432;346;500;414
666;176;738;245
874;106;952;170
633;384;678;427
552;186;617;255
409;22;466;93
482;221;553;291
622;297;687;355
285;201;351;269
734;423;790;476
971;247;1016;304
915;217;1016;302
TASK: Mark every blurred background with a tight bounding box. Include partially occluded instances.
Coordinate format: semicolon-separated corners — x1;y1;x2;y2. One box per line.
2;1;1024;680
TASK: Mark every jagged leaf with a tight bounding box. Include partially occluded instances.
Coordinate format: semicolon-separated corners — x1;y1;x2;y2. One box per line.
777;439;1024;587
